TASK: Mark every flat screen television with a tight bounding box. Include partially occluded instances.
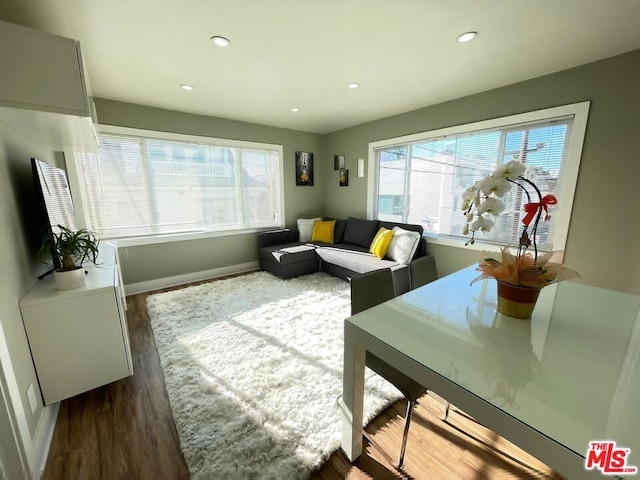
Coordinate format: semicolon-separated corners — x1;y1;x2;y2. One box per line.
31;158;79;276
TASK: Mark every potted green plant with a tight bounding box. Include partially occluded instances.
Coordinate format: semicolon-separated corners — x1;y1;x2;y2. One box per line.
39;225;100;290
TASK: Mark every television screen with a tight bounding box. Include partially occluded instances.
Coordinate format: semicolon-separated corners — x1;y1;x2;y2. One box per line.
31;158;79;272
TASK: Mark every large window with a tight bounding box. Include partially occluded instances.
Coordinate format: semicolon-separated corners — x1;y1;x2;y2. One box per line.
72;127;284;241
370;102;589;252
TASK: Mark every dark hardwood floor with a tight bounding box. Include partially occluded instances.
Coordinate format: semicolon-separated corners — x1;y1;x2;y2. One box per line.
43;293;188;480
43;277;563;479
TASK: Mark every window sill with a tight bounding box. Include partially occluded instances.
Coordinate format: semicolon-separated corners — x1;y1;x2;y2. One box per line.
111;226;283;248
424;233;507;254
424;233;554;257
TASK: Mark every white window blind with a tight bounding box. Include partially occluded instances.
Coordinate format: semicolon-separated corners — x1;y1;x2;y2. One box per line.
75;132;283;239
374;113;579;252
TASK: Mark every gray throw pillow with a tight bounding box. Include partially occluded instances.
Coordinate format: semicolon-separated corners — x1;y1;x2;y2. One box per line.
297;217;322;242
387;227;421;264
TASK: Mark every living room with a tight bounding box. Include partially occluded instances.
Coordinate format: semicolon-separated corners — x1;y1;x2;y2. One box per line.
1;1;640;479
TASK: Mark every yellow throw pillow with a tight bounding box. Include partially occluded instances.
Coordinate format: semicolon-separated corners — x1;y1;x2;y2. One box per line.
369;227;394;259
311;220;336;244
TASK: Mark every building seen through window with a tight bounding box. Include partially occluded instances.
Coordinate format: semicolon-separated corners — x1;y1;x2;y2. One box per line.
74;132;283;239
374;118;572;251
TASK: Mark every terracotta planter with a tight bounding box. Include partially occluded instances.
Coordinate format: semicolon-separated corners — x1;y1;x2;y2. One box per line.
496;281;541;319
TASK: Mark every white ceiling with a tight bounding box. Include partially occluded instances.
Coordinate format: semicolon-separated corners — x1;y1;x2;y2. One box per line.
2;0;640;134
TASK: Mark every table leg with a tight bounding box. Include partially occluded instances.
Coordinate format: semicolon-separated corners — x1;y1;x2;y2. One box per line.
341;324;366;461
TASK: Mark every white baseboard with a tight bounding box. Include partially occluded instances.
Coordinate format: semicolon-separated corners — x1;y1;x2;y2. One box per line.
31;403;59;480
124;261;260;295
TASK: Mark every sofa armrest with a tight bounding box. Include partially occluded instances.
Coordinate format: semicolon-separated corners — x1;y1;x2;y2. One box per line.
409;254;438;289
258;228;299;248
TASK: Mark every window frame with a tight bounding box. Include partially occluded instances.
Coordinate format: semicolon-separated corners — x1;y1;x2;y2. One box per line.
66;125;285;247
366;101;590;253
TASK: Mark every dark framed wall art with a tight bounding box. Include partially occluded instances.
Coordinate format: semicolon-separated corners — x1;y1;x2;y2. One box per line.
295;151;314;186
339;169;349;187
334;155;345;170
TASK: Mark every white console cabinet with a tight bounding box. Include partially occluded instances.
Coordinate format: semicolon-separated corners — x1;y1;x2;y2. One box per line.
20;244;133;405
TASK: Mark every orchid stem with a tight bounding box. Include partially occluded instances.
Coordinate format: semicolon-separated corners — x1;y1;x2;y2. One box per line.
516;176;543;263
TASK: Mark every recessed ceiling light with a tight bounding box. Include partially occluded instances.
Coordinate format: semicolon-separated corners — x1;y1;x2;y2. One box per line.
211;36;230;47
457;31;478;43
347;83;360;89
291;108;300;112
180;84;193;90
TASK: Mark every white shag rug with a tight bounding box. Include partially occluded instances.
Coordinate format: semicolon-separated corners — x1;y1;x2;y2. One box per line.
146;271;401;479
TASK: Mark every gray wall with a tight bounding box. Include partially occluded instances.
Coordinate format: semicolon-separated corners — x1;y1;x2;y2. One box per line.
0;382;23;479
0;119;57;470
94;99;326;285
324;49;640;295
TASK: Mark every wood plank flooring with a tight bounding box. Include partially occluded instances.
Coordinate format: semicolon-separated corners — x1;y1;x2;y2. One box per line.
43;276;563;479
43;293;188;480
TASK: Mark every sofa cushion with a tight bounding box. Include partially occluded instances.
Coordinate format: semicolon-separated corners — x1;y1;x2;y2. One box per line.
297;217;322;242
259;242;318;265
414;237;427;258
316;247;402;274
343;217;379;249
328;243;370;253
311;220;335;243
369;228;394;259
387;227;421;264
257;228;298;248
333;219;347;243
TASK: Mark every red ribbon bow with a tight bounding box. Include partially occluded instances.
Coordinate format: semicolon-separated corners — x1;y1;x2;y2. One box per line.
522;195;557;226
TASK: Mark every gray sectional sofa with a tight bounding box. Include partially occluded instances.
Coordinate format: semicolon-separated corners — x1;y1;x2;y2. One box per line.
258;217;438;295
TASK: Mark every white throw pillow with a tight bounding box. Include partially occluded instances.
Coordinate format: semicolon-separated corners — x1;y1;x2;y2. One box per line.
386;227;421;264
297;217;322;242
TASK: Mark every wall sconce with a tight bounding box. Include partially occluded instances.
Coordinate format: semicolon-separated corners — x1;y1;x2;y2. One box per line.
357;158;365;178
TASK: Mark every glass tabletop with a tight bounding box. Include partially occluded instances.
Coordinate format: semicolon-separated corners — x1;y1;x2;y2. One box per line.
348;265;640;459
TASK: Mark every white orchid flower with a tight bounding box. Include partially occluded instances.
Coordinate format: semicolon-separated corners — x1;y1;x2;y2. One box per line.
478;176;511;197
471;215;494;233
462;223;469;235
476;197;506;217
461;184;479;211
462;185;476;201
466;212;474;222
493;160;526;180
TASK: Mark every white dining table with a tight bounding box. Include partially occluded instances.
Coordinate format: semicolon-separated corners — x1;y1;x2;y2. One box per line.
341;265;640;478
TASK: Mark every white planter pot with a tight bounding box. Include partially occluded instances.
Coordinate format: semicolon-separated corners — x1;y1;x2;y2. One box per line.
53;268;86;290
